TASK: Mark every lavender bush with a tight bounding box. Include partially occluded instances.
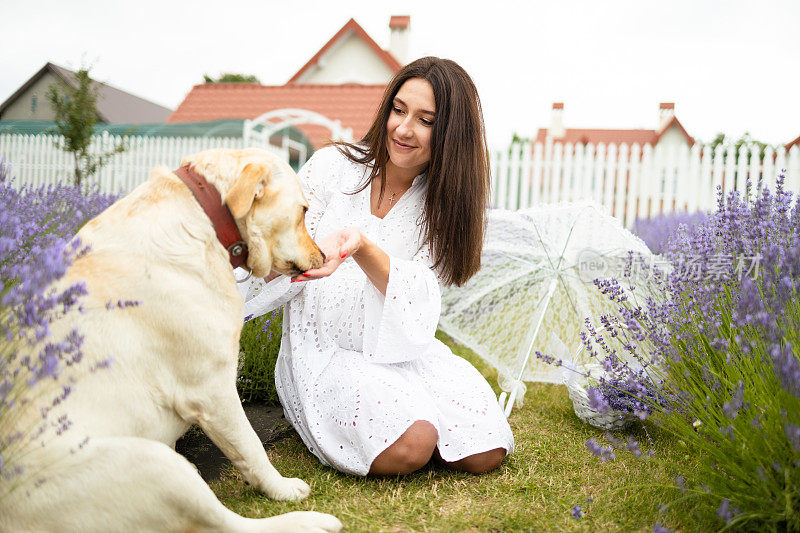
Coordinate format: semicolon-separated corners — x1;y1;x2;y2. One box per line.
632;211;708;255
578;175;800;530
238;308;282;404
0;158;117;498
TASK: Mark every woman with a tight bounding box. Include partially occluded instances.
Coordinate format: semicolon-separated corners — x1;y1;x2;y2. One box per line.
240;57;513;476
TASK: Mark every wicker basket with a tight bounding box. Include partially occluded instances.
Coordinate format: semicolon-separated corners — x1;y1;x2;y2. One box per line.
564;364;637;431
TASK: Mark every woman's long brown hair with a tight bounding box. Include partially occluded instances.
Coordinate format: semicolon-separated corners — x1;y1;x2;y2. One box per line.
336;56;491;287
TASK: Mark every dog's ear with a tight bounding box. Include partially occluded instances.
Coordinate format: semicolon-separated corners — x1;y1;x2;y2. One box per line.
225;163;270;219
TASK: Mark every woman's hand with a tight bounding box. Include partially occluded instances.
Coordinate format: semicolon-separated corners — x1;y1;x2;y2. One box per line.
291;227;362;282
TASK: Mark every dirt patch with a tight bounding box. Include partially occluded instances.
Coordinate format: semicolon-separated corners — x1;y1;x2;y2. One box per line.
175;403;287;481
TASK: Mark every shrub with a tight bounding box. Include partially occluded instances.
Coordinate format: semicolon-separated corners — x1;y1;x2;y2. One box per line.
0;158;118;498
237;309;282;405
578;177;800;531
631;211;708;255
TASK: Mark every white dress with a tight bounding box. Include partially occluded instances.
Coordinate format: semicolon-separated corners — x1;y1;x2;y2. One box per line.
239;146;514;476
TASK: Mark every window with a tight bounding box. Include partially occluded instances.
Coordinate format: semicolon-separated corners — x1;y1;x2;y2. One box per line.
31;94;37;113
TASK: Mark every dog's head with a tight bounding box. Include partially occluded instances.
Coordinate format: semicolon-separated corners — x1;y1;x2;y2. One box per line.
180;148;325;278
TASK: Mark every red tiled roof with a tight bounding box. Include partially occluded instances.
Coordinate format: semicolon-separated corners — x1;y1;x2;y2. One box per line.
287;18;401;84
659;102;675;110
534;128;658;145
787;133;800;151
167;83;386;149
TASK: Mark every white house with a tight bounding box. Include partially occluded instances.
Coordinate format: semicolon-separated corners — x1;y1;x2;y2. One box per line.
287;16;409;85
168;16;411;151
535;102;694;151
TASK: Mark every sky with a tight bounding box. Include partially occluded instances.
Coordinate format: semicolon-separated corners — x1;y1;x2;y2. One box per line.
2;0;799;147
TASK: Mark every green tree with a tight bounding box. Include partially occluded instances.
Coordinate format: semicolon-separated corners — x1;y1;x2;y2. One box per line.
508;132;531;154
203;73;261;83
510;132;530;144
709;131;767;162
47;68;127;187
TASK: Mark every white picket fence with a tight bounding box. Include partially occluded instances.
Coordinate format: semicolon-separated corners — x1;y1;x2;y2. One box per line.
490;142;800;227
4;133;800;228
0;132;288;193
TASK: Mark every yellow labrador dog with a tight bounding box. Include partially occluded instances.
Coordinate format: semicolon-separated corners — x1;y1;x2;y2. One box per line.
4;149;342;532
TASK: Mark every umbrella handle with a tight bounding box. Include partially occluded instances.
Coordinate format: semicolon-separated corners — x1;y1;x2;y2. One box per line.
498;391;507;413
498;382;520;418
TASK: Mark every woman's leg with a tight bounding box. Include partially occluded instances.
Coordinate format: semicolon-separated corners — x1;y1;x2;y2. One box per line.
368;421;438;475
434;447;507;474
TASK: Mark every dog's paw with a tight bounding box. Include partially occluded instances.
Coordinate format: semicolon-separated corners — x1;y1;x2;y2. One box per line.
261;511;343;532
263;476;311;501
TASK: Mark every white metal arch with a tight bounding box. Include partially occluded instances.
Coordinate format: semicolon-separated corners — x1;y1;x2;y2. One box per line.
243;108;353;146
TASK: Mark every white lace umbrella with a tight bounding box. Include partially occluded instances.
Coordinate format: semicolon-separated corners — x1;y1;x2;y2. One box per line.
439;200;654;417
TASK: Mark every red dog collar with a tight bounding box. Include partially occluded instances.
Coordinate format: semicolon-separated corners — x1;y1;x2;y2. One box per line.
173;165;249;270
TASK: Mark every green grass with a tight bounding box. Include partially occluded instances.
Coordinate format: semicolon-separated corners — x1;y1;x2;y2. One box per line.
237;310;282;404
217;332;718;532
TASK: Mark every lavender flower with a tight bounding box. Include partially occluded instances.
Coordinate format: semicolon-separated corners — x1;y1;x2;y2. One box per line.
585;437;615;462
535;350;562;367
771;343;800;398
571;505;584;519
586;386;610;413
632;211;708;255
722;381;745;419
626;436;642;457
1;158;118;495
785;423;800;452
674;475;686;493
716;498;732;522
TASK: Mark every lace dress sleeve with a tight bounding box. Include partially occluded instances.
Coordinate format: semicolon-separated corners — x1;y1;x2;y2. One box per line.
238;148;336;320
361;241;442;363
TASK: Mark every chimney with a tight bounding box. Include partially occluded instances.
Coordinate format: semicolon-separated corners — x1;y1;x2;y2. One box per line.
658;102;675;130
549;102;565;139
389;16;410;65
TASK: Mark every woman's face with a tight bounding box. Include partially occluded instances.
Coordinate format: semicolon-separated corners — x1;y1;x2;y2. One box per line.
385;77;435;177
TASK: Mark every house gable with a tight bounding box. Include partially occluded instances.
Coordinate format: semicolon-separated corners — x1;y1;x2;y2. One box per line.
0;62;172;124
288;18;401;85
0;71;65;121
654;116;694;146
